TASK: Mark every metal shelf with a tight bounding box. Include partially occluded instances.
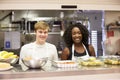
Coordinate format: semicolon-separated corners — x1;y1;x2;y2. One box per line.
26;32;60;35
107;26;120;30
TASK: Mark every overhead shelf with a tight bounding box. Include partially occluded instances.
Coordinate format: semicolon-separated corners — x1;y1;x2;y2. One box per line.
106;26;120;30
0;26;20;31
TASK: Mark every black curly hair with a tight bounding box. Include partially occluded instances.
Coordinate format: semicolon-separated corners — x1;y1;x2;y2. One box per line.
63;23;89;48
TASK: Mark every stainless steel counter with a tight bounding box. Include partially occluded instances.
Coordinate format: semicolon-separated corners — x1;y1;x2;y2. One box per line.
0;64;120;80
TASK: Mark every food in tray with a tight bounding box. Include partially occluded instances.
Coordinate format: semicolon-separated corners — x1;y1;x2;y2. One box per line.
0;51;19;64
0;62;11;68
79;57;104;66
80;60;104;66
52;60;78;68
99;55;120;65
0;51;18;59
0;62;13;71
56;61;75;64
88;57;96;61
104;59;120;65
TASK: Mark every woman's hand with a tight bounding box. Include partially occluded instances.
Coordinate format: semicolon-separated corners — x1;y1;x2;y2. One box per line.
61;47;70;60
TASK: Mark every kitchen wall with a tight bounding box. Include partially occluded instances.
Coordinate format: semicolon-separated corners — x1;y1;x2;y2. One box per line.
0;10;103;56
0;0;119;56
0;0;119;10
104;11;120;37
105;11;120;25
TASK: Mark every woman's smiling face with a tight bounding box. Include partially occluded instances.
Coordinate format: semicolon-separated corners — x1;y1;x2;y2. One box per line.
72;27;82;44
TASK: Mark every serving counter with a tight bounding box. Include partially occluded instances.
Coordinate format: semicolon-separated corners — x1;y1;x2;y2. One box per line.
0;64;120;80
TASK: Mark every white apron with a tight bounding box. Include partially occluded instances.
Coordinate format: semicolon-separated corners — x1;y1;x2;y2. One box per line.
72;43;89;61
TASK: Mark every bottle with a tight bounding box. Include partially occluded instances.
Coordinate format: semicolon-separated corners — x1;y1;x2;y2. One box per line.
57;41;64;59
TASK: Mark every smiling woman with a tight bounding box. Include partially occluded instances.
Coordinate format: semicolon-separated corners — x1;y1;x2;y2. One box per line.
61;23;95;60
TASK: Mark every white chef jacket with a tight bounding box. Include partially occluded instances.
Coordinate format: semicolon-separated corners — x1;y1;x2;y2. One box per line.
19;42;58;68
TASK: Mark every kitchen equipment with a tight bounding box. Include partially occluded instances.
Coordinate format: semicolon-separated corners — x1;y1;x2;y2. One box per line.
51;24;61;32
22;57;48;69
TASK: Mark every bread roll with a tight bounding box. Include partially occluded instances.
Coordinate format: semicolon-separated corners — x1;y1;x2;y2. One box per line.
0;62;11;68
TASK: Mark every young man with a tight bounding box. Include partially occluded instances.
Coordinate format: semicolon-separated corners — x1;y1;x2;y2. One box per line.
19;21;58;67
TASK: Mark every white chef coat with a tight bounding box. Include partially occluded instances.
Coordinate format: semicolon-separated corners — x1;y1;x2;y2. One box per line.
19;42;58;69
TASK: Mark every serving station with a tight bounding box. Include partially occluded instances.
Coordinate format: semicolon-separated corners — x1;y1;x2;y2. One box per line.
0;64;120;80
0;56;120;80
